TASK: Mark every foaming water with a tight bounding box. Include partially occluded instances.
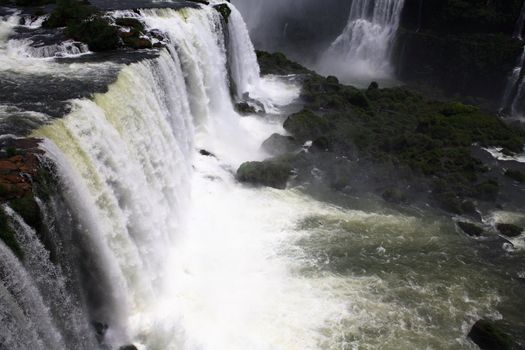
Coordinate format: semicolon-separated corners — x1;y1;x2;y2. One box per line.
318;0;405;84
2;2;524;349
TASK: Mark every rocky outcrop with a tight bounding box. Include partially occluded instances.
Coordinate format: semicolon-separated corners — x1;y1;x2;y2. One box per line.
468;320;516;350
496;223;523;237
237;160;292;189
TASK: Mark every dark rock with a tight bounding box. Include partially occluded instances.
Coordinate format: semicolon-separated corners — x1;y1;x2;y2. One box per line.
237;160;292;189
496;223;523;238
234;102;256;115
213;4;231;23
468;320;514;350
92;321;108;336
115;18;144;32
262;134;298;155
122;36;152;50
457;221;484;237
66;16;120;52
505;170;525;183
199;149;215;157
382;188;407;204
119;345;138;350
367;81;379;91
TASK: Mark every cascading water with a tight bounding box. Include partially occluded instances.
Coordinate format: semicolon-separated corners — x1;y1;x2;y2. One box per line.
501;3;525;119
318;0;405;84
2;2;525;349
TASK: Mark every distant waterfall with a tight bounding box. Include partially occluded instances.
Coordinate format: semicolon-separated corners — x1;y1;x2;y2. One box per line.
319;0;405;83
501;3;525;118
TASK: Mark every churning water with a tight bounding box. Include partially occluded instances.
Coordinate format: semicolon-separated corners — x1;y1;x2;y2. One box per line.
1;2;525;349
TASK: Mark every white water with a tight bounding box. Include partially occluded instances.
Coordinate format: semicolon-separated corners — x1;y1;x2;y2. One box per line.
318;0;405;84
1;3;517;349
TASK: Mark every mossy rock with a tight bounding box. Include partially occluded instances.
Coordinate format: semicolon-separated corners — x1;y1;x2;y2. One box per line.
237;160;292;189
43;0;97;28
457;221;484;237
283;109;329;143
256;51;312;76
262;134;298;156
382;188;408;204
0;208;22;258
496;223;523;238
213;4;231;23
67;16;120;52
468;320;514;350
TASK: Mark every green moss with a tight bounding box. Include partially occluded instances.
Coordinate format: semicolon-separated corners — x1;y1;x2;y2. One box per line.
213;4;231;23
256;51;313;76
66;16;119;52
283;109;330;143
0;208;23;258
237;160;292;189
43;0;97;28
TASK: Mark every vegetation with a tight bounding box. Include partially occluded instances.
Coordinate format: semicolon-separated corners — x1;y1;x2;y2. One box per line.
237;160;292;189
257;51;525;213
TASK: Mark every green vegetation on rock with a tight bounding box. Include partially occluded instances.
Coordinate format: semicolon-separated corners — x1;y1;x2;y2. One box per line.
237;160;292;189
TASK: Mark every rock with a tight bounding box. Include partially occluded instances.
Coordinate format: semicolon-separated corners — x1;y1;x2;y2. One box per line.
504;170;525;183
66;17;120;52
283;109;329;144
262;134;298;155
468;320;514;350
496;223;523;238
382;188;407;204
213;4;231;23
122;36;152;50
92;321;108;336
237;160;292;189
457;221;484;237
119;345;138;350
186;0;209;5
234;102;256;115
115;17;144;32
367;81;379;91
199;149;215;157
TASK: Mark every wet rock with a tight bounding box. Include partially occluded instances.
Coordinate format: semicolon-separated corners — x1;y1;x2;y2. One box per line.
214;4;231;23
262;134;298;155
382;188;407;204
234;102;256;115
468;320;514;350
119;345;138;350
496;223;523;238
504;169;525;183
457;221;484;237
199;149;215;157
92;321;108;337
237;160;292;189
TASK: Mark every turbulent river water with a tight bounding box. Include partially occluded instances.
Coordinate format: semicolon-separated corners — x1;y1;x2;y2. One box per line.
1;1;525;349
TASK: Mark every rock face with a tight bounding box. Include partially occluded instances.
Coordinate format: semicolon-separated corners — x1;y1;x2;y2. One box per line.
237;160;292;189
468;320;515;350
394;0;524;108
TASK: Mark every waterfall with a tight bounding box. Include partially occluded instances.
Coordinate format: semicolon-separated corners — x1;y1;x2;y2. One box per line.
318;0;405;83
501;4;525;118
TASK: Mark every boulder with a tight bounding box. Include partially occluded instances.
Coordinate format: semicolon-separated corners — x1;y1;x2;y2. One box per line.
457;221;484;237
234;102;256;115
237;160;292;189
119;346;138;350
496;223;523;238
468;320;514;350
262;134;298;155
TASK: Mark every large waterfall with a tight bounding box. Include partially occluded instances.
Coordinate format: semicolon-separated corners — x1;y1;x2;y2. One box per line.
318;0;405;84
2;1;524;349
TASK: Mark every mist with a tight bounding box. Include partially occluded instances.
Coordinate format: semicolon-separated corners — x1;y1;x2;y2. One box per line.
231;0;351;66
